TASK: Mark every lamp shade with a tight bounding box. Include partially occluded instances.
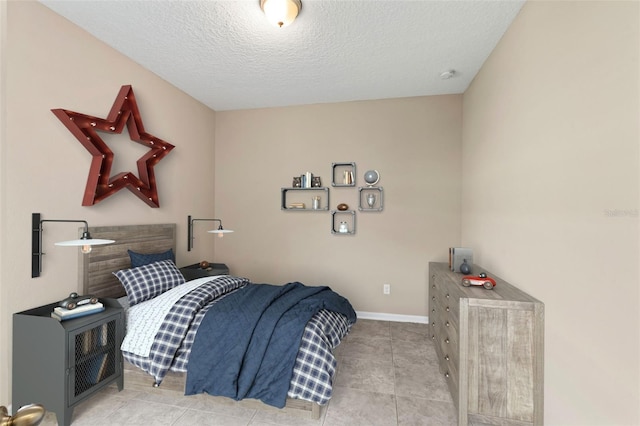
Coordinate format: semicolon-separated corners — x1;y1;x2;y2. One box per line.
260;0;301;28
55;238;115;247
207;229;234;239
56;237;115;254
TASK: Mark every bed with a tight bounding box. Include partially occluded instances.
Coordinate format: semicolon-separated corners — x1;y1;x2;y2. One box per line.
78;223;356;419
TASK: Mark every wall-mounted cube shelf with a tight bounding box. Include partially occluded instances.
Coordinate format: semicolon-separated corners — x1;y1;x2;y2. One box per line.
331;162;356;187
331;210;356;235
281;187;329;211
358;186;383;211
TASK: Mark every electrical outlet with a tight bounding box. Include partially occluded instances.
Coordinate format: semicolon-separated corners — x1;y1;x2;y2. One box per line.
383;284;391;295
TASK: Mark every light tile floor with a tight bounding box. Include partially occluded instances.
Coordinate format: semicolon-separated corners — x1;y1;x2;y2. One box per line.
39;319;457;425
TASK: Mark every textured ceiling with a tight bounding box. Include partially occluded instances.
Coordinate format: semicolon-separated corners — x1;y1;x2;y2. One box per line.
39;0;525;111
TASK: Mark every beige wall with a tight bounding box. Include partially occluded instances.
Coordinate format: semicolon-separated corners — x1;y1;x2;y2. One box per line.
0;0;7;413
3;1;638;424
462;1;639;424
213;97;462;314
0;1;217;404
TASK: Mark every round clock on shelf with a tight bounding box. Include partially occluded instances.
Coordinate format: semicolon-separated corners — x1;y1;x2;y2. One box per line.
363;170;379;186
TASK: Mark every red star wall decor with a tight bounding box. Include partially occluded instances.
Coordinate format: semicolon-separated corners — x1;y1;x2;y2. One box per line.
52;85;175;207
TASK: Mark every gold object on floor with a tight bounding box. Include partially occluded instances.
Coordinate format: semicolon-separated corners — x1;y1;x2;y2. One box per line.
0;404;45;426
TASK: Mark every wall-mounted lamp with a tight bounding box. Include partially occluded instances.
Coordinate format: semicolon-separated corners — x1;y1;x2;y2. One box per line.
187;215;234;252
260;0;301;28
32;213;115;278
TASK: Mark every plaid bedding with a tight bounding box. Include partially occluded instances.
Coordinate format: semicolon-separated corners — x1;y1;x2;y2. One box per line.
122;276;354;405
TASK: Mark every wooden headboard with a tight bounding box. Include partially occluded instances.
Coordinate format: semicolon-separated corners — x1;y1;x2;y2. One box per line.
78;223;177;299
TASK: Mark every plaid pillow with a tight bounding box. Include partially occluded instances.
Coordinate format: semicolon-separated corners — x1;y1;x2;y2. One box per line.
113;260;185;306
128;248;175;268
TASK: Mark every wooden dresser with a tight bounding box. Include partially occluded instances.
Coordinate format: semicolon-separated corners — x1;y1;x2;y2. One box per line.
429;262;544;425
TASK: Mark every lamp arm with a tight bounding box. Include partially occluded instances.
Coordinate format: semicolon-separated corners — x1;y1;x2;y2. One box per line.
187;216;224;252
190;218;223;226
40;219;90;235
34;218;91;259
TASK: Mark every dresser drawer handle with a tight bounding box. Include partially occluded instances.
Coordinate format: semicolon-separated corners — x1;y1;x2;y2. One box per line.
432;322;436;327
446;293;450;299
432;296;436;301
445;372;450;378
445;321;450;327
431;335;436;340
431;284;435;289
431;308;435;313
445;355;450;361
445;338;450;344
446;306;450;312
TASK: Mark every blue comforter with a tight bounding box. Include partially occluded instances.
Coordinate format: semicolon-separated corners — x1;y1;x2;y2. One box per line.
184;282;356;408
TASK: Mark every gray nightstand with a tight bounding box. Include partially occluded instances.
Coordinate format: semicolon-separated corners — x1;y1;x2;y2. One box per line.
13;298;124;426
180;262;229;281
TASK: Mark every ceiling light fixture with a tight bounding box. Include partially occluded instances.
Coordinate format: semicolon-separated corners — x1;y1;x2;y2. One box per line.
260;0;301;28
440;70;456;80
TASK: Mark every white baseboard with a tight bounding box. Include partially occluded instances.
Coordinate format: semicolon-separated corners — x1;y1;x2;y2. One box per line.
356;311;429;324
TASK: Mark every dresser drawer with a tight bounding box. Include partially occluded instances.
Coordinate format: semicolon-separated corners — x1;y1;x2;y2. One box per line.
431;281;462;320
439;335;459;407
430;291;459;321
435;320;459;364
431;294;460;331
430;313;458;343
444;364;459;408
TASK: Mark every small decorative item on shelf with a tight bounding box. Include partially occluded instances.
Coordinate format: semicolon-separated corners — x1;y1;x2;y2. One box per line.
51;301;105;321
312;176;322;187
199;260;210;269
343;170;354;185
364;170;380;186
366;193;376;208
59;292;99;310
292;176;301;188
461;272;496;290
339;221;349;233
459;259;471;275
288;202;305;209
337;203;349;211
300;172;314;188
312;196;321;210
